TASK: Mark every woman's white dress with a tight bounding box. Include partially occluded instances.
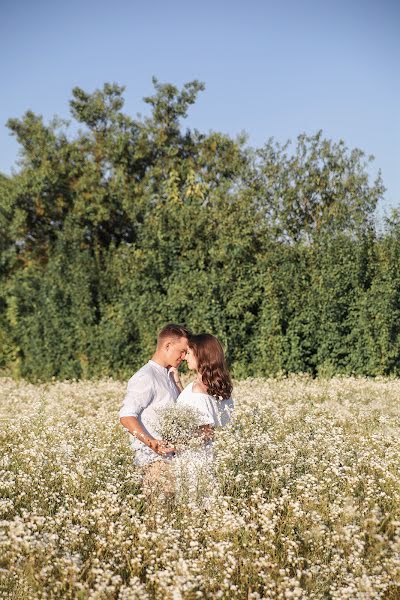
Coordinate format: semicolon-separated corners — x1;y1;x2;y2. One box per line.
176;381;234;428
174;382;234;502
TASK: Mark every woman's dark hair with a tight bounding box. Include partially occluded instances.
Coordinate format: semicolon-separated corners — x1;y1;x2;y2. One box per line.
189;333;232;400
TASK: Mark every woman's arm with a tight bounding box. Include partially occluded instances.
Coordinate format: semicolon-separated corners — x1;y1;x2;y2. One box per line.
168;366;184;392
195;424;214;442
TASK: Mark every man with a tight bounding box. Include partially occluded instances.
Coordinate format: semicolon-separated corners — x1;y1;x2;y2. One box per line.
119;323;190;494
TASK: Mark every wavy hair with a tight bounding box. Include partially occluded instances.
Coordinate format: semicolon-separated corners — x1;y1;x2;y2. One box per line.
189;334;232;400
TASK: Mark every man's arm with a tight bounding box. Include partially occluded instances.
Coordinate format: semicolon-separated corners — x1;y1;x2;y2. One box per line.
119;416;175;456
119;373;175;456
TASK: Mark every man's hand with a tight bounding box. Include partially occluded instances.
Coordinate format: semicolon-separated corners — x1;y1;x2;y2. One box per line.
151;439;176;456
120;416;175;456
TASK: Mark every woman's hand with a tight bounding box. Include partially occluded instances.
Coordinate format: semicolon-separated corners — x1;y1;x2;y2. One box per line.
196;424;214;442
168;366;183;392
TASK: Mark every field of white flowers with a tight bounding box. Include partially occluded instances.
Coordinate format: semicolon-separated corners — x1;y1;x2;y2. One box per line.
1;375;399;599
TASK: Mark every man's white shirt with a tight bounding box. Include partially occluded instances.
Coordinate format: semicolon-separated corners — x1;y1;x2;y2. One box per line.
119;360;180;465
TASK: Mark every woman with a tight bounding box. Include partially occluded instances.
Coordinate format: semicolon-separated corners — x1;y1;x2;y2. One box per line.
170;333;234;501
175;333;234;437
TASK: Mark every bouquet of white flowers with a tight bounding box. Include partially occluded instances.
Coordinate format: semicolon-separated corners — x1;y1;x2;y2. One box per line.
154;404;207;451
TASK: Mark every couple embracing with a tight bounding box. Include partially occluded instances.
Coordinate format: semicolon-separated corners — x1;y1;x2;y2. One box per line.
119;324;234;495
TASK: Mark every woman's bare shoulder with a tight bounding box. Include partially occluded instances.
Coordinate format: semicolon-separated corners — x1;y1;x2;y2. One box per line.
192;381;209;394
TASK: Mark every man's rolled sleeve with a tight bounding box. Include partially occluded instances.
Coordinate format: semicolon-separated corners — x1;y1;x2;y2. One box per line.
119;373;154;418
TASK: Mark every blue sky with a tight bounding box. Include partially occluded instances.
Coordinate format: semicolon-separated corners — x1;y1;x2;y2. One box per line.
1;0;399;216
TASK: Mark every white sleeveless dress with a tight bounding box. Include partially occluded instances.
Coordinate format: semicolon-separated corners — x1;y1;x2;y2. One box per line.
174;382;234;502
176;381;234;428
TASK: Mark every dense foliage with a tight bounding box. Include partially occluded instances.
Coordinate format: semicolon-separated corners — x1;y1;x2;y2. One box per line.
0;80;399;380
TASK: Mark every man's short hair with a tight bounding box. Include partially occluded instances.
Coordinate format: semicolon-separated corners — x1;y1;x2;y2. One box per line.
157;323;191;345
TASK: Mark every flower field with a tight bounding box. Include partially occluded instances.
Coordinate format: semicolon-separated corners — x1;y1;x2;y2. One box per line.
1;376;399;599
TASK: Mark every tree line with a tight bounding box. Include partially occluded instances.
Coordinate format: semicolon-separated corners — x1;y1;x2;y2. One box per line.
1;79;399;380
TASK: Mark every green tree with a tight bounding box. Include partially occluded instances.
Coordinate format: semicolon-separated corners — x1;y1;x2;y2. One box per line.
0;80;396;381
349;211;400;375
254;131;384;243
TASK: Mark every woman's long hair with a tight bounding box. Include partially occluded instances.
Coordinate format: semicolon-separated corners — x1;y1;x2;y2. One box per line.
189;334;232;400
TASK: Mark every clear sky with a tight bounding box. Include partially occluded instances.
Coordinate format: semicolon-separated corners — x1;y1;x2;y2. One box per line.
1;0;399;216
